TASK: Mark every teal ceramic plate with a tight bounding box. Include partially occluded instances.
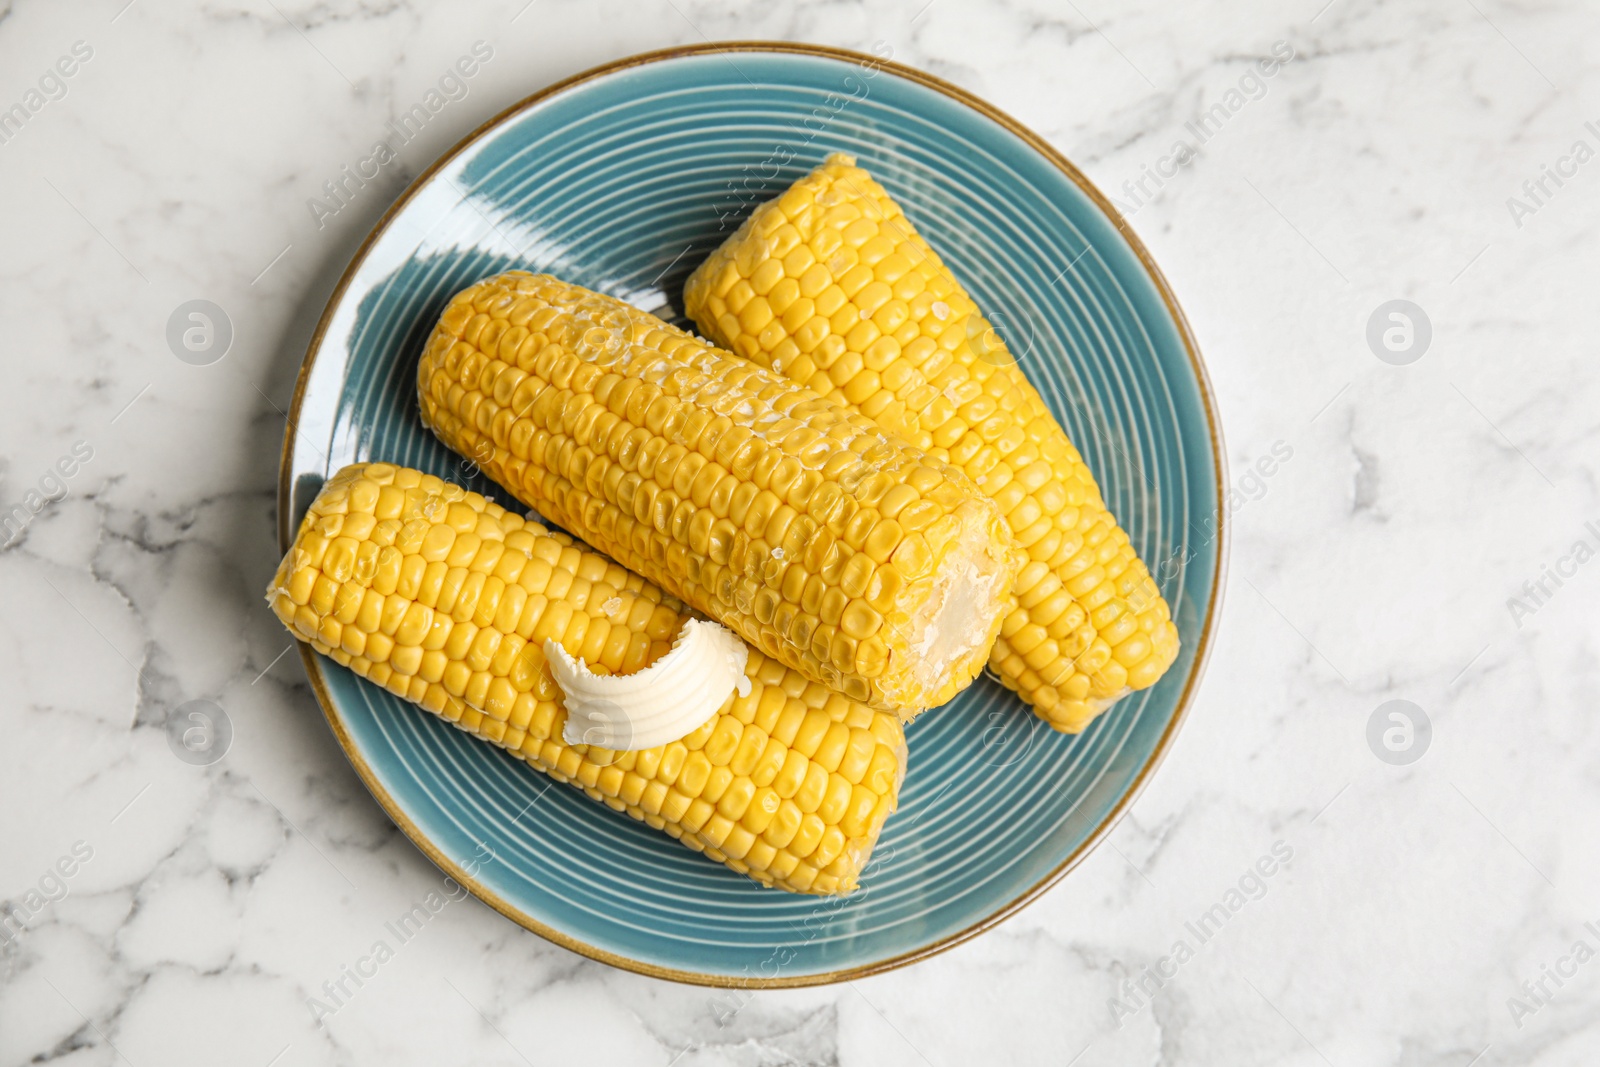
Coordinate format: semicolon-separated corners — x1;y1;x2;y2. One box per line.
279;43;1223;987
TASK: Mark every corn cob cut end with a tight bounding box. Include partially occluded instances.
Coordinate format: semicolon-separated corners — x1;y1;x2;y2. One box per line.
267;462;906;895
885;495;1019;717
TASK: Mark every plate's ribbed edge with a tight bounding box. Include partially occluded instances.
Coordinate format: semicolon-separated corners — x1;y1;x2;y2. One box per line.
275;41;1227;989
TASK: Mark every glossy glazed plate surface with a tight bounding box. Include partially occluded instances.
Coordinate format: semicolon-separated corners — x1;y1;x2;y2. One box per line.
279;43;1223;986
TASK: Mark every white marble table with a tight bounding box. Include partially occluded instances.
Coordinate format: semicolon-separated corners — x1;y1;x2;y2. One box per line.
2;0;1594;1063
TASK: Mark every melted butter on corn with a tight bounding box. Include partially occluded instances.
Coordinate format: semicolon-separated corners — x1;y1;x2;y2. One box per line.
266;463;907;895
684;154;1181;732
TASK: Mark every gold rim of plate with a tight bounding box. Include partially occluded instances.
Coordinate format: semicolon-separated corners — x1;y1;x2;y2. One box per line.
275;41;1229;989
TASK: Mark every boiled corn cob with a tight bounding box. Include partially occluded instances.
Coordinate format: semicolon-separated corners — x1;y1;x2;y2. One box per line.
417;271;1020;717
684;154;1180;732
267;463;906;895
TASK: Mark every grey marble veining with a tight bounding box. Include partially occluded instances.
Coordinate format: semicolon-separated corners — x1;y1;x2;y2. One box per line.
1;0;1596;1063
